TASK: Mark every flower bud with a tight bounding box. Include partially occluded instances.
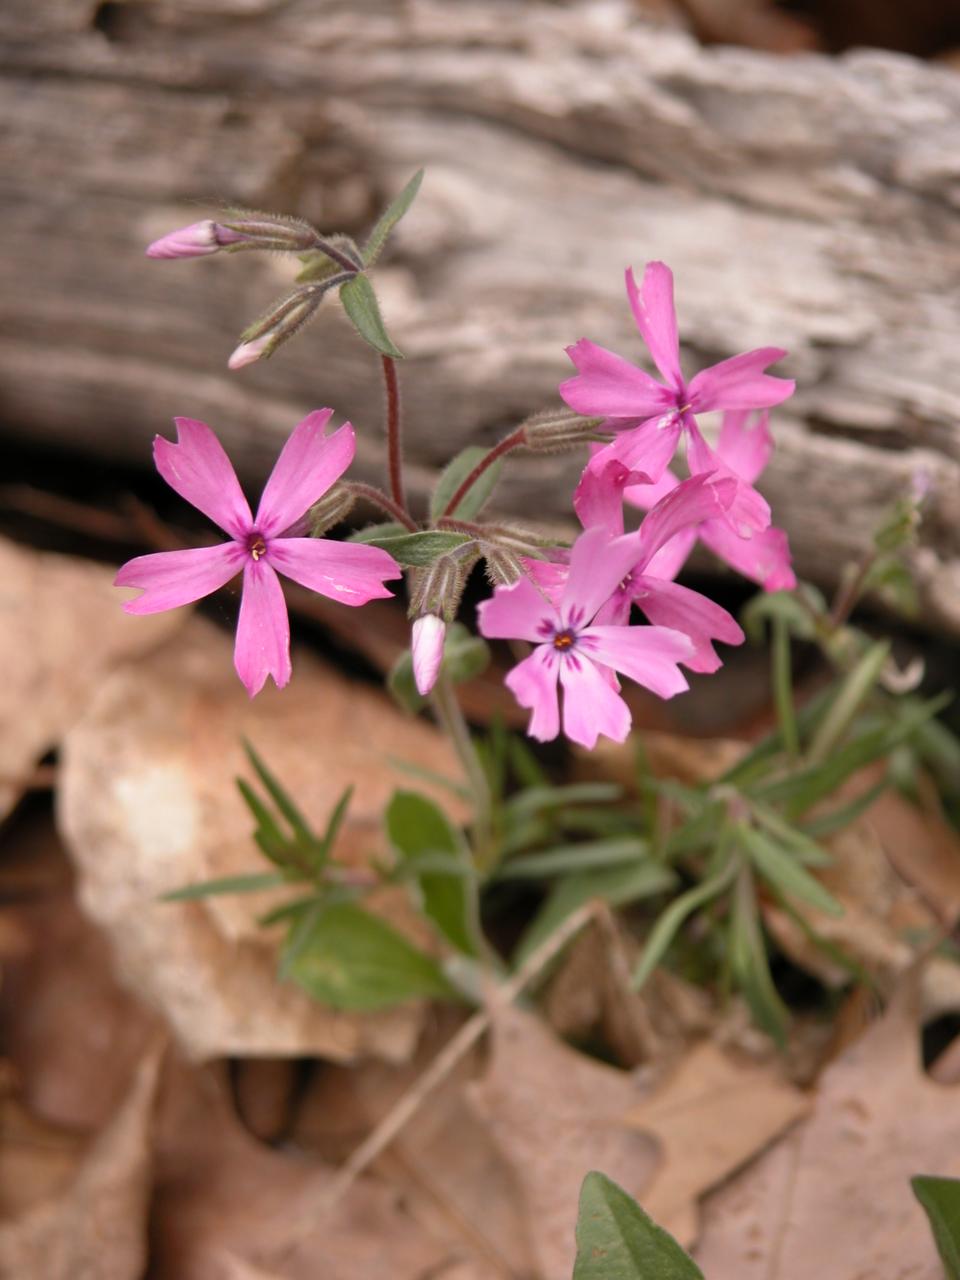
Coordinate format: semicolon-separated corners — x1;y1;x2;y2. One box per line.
482;546;525;585
523;408;605;453
228;282;343;370
308;483;356;536
412;614;446;696
146;220;245;259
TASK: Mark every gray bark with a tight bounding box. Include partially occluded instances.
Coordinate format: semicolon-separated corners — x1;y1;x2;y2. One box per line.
3;0;960;626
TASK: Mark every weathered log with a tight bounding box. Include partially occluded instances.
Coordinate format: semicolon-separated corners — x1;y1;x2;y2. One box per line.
3;1;960;627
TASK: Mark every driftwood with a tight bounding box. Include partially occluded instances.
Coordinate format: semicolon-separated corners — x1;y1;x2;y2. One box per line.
3;0;960;628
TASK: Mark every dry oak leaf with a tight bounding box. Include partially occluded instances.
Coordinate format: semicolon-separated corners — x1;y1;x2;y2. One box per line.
0;536;183;819
0;1044;162;1280
694;975;960;1279
0;808;162;1132
466;1003;660;1280
58;616;463;1062
151;1055;477;1280
296;1010;537;1278
622;1039;809;1248
762;783;960;1021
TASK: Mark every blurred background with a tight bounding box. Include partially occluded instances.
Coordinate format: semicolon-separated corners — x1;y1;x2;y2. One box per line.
4;0;960;629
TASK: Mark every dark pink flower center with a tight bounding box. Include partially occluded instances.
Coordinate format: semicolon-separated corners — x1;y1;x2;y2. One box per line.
247;532;268;561
552;628;576;651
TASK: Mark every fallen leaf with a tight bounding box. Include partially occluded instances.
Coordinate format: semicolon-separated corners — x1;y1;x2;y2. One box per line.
762;781;960;1020
695;975;960;1278
622;1040;809;1247
152;1054;479;1280
0;1044;162;1279
0;537;183;820
466;1004;660;1279
295;1011;537;1277
0;807;162;1131
58;616;463;1062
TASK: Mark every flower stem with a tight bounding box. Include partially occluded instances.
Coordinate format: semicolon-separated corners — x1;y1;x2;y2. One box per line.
430;671;493;860
311;235;362;275
772;615;799;760
440;426;526;519
382;355;408;515
346;482;417;531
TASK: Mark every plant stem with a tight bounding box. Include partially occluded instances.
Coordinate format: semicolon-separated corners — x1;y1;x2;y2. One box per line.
382;355;408;515
829;548;877;630
441;427;526;519
346;482;417;531
772;615;800;760
430;671;493;859
311;234;362;275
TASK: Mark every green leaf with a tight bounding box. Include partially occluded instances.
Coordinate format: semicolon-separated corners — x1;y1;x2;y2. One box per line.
515;861;677;966
317;786;353;865
347;521;408;544
236;778;294;869
243;740;315;850
295;234;362;282
339;273;403;358
573;1172;704;1280
729;866;790;1045
632;857;738;992
386;756;472;800
799;777;888;839
806;639;891;763
430;446;504;521
504;783;622;820
284;901;457;1009
363;169;424;268
741;586;825;644
161;872;287;902
363;530;472;567
496;837;650;881
912;1176;960;1279
740;825;843;917
749;802;832;866
386;791;478;955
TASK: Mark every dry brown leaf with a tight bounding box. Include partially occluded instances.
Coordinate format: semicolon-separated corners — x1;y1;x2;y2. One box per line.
868;782;960;927
58;615;464;1062
0;536;184;819
152;1055;476;1280
0;1044;162;1279
295;1013;537;1278
466;1004;659;1279
763;783;960;1020
694;976;960;1279
0;808;162;1131
623;1040;809;1247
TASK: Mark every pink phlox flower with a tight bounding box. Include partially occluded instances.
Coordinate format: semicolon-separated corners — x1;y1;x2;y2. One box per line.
559;262;795;539
478;526;698;750
618;410;796;592
115;411;401;697
563;468;745;673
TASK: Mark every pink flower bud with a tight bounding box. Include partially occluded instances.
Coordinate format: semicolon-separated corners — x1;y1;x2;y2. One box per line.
146;220;243;260
228;335;271;370
412;614;446;696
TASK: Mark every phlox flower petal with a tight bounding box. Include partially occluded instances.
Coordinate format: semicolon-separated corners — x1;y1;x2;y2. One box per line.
412;615;446;697
505;648;560;742
559;652;631;749
586;413;683;487
685;418;770;537
267;538;400;606
625;262;682;389
560;526;646;628
235;560;292;697
115;543;245;614
477;574;557;643
579;625;692;699
630;576;744;674
716;409;772;485
688;348;795;413
256;412;354;537
700;520;797;592
154;418;254;539
560;340;674;419
634;472;736;571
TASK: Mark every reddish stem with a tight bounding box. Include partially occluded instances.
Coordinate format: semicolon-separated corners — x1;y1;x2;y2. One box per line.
382;355;407;515
441;427;526;519
347;482;417;531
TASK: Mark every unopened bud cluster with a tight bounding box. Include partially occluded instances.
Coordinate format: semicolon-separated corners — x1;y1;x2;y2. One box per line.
229;277;351;369
309;483;356;536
